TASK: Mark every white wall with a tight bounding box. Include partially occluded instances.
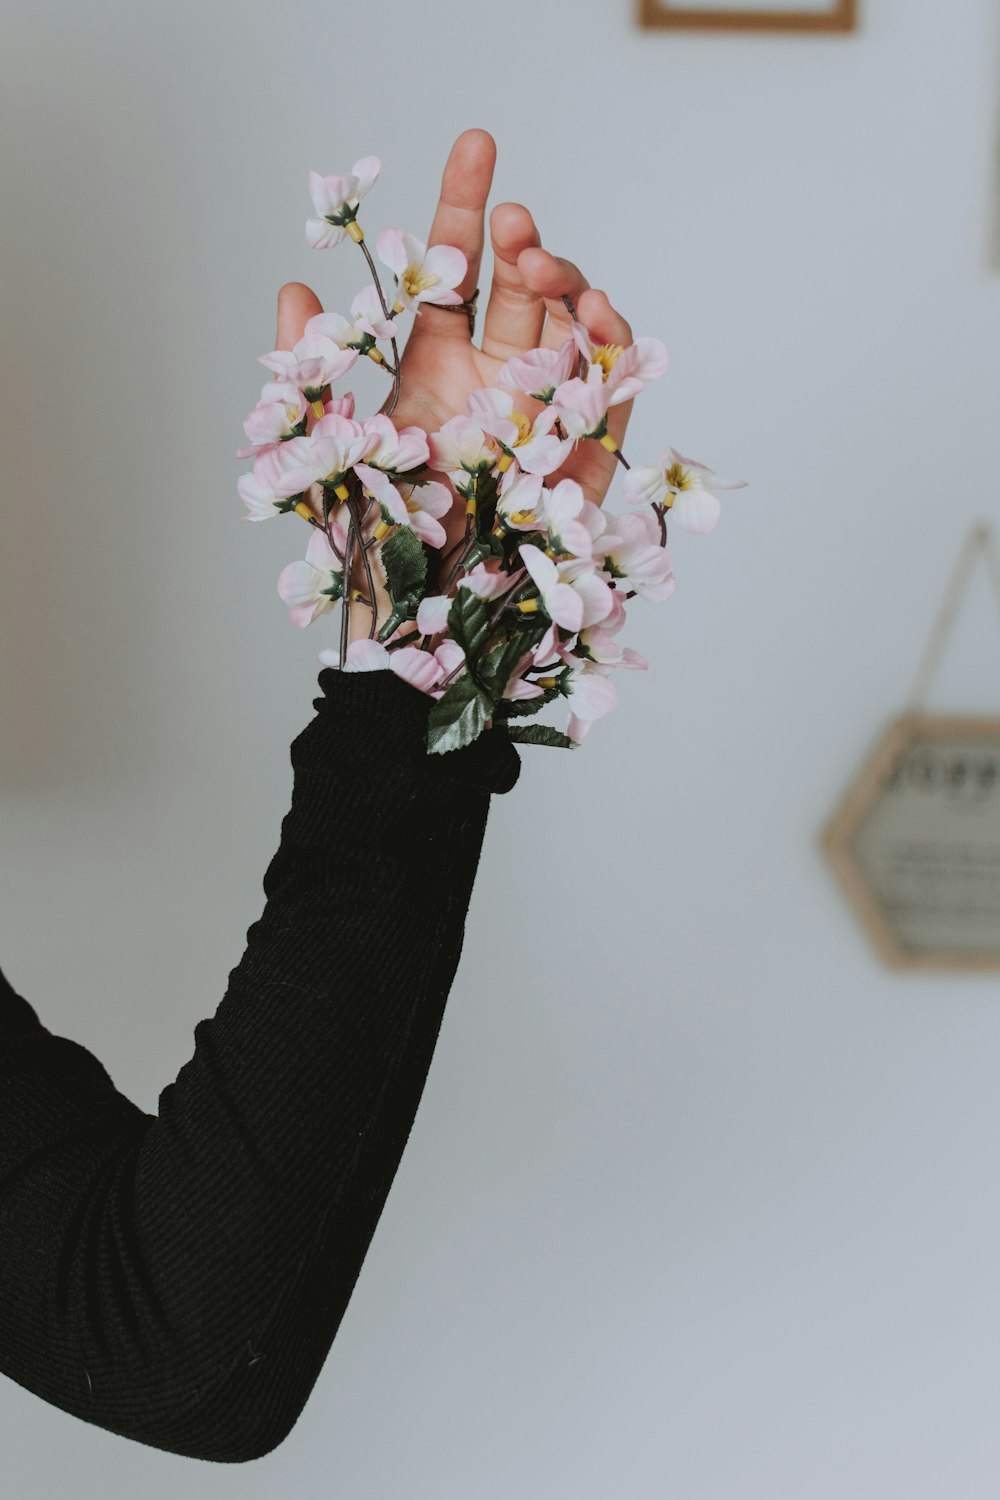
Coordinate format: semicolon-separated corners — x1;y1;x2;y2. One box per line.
3;0;1000;1494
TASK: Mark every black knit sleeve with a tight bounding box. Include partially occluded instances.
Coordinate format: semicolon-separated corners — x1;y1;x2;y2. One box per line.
0;667;521;1464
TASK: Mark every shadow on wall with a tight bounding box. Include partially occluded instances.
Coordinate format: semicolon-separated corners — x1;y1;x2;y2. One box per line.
0;20;189;797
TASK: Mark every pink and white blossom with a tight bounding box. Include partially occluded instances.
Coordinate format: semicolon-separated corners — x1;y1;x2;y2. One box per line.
376;228;467;314
416;594;452;635
238;441;318;520
271;415;377;499
313;391;356;424
622;448;747;533
550;365;616;441
571;321;668;404
517;544;614;633
304;286;398;352
359;413;429;474
306;158;381;248
354;465;452;548
277;524;347;628
564;662;619;743
596;510;677;602
506;405;575;477
496;340;577;402
238;380;306;458
427;415;495;487
577;624;648;670
458;561;513;600
258;336;358;399
349;284;398;341
328;636;466;697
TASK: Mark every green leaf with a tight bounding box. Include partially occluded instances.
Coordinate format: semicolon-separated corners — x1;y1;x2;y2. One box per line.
426;673;494;755
505;724;576;749
478;631;531;694
381;525;427;606
446;588;494;665
473;467;500;540
494;685;560;719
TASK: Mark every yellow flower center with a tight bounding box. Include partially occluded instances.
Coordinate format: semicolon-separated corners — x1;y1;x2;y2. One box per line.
511;411;534;445
593;343;624;380
664;461;696;490
510;508;537;526
401;263;440;299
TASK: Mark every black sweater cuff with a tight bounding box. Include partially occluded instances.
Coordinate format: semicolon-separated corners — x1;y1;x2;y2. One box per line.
295;667;522;799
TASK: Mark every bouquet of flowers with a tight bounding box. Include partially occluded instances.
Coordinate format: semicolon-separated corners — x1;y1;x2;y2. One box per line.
238;155;746;754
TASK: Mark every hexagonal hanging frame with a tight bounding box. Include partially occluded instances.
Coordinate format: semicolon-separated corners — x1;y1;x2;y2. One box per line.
821;713;1000;972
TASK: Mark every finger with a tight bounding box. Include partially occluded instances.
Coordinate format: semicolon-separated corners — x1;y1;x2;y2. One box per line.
516;247;591;352
410;128;496;344
479;202;545;360
549;288;636;505
276;281;323;359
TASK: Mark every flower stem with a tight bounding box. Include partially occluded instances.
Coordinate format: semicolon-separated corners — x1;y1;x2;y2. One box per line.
357;233;403;420
339;509;357;669
346;484;379;639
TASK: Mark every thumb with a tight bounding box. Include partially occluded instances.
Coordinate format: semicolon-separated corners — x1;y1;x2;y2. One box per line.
276;281;323;359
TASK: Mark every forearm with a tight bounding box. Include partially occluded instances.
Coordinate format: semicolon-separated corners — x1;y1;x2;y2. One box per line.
0;668;520;1462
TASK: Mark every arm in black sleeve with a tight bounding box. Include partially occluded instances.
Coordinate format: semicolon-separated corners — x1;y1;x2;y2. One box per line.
0;667;521;1464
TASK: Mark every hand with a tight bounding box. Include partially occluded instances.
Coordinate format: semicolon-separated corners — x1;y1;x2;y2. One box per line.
275;128;638;633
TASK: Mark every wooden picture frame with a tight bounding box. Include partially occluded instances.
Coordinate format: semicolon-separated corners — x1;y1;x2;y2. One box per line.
821;713;1000;973
640;0;856;32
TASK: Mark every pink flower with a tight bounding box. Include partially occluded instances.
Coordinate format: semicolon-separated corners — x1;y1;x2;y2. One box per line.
622;449;747;533
427;415;495;493
329;637;465;697
496;340;577;402
271;415;377;499
238;441;318;521
550;365;615;442
596;511;677;602
359;413;429;474
562;662;619;743
458;561;512;600
517;543;614;633
277;524;347;627
495;471;545;531
508;405;575;477
349;284;397;341
577;624;648;670
313;391;356;424
571;321;668;404
354;465;452;548
237;380;306;459
257;336;358;400
416;595;452;635
306;157;381;249
304;288;398;353
376;228;467;314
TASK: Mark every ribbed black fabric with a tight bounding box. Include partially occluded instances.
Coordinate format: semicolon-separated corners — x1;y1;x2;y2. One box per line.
0;667;521;1463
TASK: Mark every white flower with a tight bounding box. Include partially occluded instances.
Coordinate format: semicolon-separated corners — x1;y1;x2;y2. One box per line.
517;543;614;633
376;228;467;314
354;466;452;548
496;339;577;402
359;413;429;474
271;415;377;499
238;441;318;521
622;448;747;533
306;157;381;249
427;415;495;494
570;320;668;404
596;511;676;602
257;336;358;400
238;380;306;458
276;525;347;627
